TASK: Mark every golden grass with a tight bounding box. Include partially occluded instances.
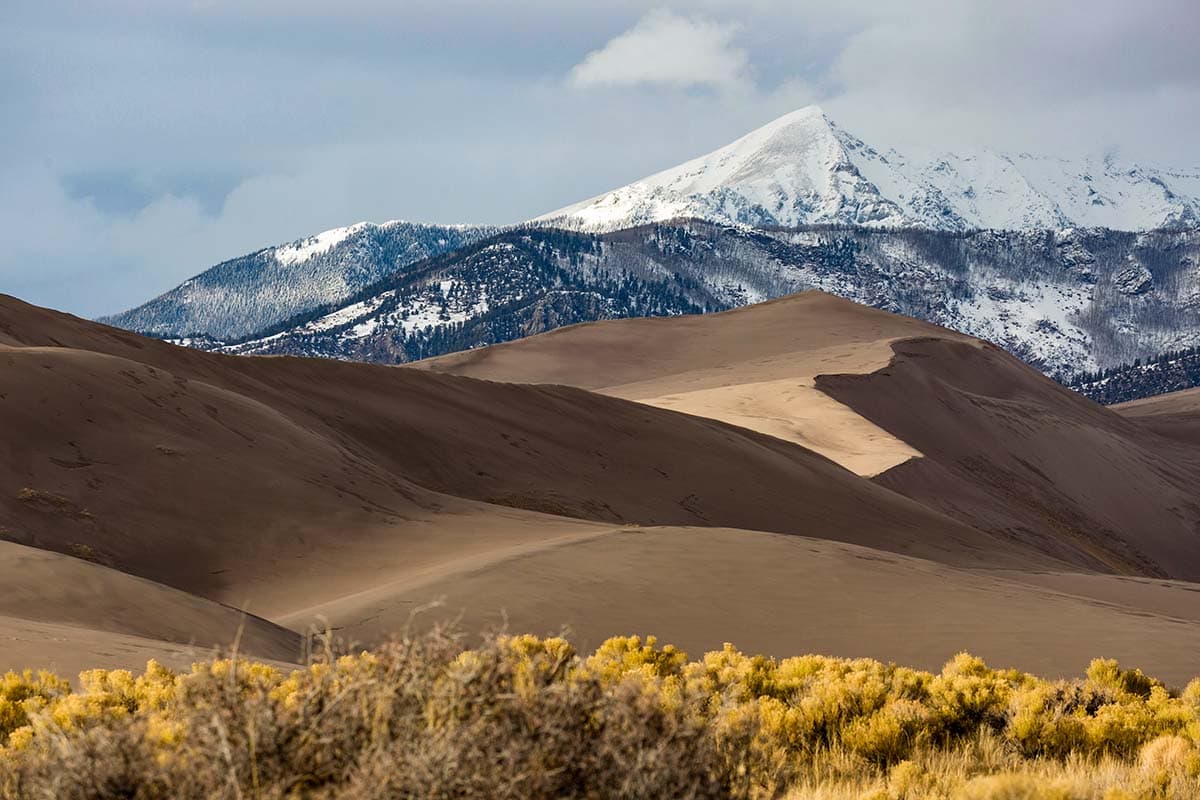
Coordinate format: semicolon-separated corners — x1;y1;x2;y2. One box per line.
2;631;1199;798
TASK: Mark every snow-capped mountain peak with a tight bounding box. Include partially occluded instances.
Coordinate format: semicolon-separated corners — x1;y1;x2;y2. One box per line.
539;106;1200;232
101;106;1200;354
539;105;908;230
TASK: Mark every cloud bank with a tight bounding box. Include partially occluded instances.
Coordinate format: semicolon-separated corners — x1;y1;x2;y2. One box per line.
3;0;1197;317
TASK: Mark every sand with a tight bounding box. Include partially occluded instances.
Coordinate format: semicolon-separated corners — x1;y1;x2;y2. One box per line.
1113;387;1200;447
285;526;1200;687
419;293;970;476
0;616;249;678
818;338;1200;580
5;290;1200;683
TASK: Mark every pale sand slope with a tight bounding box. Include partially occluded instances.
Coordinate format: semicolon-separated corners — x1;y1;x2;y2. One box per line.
417;292;970;476
244;507;608;621
282;526;1200;687
609;364;918;477
0;617;249;679
1113;388;1200;447
1114;386;1200;417
979;570;1200;624
0;540;301;671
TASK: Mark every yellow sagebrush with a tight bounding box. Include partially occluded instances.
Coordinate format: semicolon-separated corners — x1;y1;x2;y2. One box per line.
2;635;1200;799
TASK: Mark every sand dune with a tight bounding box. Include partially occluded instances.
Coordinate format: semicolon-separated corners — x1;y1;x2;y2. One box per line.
417;292;962;388
423;293;1200;581
288;526;1200;686
0;292;1021;674
420;293;964;475
5;290;1200;683
0;293;1034;620
0;540;299;666
626;376;919;476
818;338;1200;580
1114;388;1200;447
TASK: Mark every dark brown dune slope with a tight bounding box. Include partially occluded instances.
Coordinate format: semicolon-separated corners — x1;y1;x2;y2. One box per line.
0;293;1018;616
817;338;1200;580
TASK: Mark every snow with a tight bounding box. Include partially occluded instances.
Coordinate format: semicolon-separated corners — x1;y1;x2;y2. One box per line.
213;279;494;356
307;293;393;332
395;289;489;336
273;223;370;265
951;280;1096;374
539;106;905;230
537;105;1200;233
350;318;379;338
270;221;491;267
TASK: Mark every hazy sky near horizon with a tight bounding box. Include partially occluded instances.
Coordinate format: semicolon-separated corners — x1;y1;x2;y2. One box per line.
5;0;1199;316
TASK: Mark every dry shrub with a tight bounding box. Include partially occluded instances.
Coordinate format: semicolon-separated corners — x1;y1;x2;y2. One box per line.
4;635;1200;799
0;628;726;799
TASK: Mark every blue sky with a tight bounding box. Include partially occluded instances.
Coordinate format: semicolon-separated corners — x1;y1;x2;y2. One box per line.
4;0;1198;316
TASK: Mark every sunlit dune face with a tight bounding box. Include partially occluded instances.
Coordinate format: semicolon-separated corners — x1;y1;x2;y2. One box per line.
603;339;925;476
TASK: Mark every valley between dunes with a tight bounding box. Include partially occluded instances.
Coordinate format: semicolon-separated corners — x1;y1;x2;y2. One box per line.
4;291;1200;684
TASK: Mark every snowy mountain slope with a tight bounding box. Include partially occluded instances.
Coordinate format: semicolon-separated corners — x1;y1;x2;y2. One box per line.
539;106;1200;232
188;223;1200;379
100;105;1200;373
99;221;495;340
198;228;714;363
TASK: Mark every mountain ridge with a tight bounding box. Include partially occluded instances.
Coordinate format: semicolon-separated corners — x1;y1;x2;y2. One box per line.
184;222;1200;379
540;105;1200;232
101;106;1200;345
98;220;497;341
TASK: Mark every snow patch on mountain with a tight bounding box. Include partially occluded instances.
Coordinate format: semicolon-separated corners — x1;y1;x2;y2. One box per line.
219;276;494;357
273;223;370;265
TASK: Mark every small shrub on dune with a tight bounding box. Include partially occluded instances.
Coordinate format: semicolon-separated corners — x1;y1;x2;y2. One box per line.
842;699;935;766
687;643;778;706
929;653;1022;738
1086;660;1160;701
584;635;688;684
0;670;71;747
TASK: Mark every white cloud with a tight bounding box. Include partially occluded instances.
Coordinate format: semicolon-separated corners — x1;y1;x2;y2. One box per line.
569;9;749;92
